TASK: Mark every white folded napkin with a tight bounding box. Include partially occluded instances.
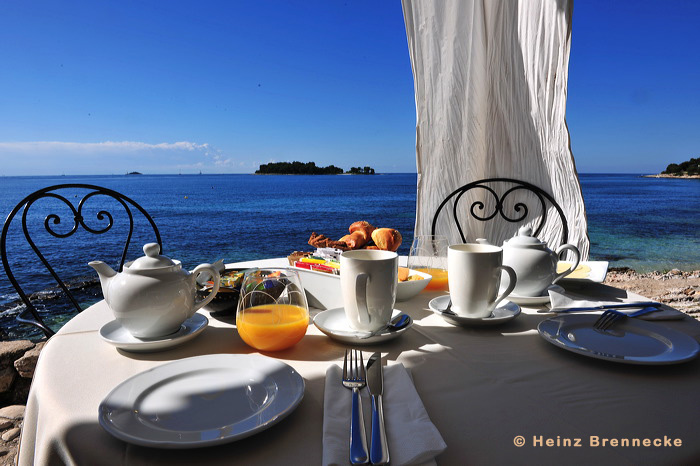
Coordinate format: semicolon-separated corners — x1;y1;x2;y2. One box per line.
548;288;685;320
322;363;446;466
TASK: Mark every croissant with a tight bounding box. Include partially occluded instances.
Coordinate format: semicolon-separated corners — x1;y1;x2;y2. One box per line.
338;230;369;249
339;221;376;249
371;228;402;252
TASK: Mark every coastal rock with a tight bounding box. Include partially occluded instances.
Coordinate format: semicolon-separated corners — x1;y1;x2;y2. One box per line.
0;420;11;430
0;428;19;442
0;369;15;394
0;341;34;366
0;405;24;421
14;342;45;378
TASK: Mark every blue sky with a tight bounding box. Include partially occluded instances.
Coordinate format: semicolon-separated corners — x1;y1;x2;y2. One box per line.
0;0;698;175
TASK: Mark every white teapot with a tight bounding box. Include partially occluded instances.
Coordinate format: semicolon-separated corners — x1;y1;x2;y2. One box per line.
89;243;220;338
478;227;580;297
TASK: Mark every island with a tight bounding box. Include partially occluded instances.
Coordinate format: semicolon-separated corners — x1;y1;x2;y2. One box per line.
255;162;375;175
645;157;699;179
347;166;375;175
126;171;142;175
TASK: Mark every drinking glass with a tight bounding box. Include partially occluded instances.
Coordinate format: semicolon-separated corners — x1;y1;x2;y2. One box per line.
407;235;449;291
236;268;309;351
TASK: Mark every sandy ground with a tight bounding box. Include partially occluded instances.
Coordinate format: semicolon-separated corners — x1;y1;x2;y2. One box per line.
603;268;700;320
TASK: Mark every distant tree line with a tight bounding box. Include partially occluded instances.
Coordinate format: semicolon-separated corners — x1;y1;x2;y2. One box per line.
256;161;343;175
662;157;699;176
255;161;375;175
347;166;375;175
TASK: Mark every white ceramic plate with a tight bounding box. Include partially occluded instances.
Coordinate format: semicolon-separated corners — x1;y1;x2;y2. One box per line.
99;313;208;353
99;354;305;448
503;284;564;306
557;261;609;283
428;295;521;327
313;308;412;345
538;314;700;365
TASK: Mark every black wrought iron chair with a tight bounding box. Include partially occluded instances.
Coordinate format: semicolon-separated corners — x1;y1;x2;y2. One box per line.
1;184;162;338
431;177;569;246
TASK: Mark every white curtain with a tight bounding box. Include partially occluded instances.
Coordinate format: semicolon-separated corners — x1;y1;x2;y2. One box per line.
402;0;589;258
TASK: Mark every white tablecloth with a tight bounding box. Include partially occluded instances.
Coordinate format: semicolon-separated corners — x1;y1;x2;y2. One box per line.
19;259;700;465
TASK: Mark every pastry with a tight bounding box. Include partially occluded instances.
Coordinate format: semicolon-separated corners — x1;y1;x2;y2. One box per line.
371;228;402;252
338;230;369;249
349;221;376;237
308;232;350;250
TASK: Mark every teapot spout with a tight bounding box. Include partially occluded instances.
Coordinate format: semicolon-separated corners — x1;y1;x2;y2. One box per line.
89;260;117;279
88;261;117;302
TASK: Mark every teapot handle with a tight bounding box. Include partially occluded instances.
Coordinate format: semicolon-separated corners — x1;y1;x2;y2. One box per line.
192;264;221;313
552;244;581;284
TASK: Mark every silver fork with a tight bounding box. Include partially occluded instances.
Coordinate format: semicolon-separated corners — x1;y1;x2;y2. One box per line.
594;306;661;331
342;349;369;464
594;309;626;331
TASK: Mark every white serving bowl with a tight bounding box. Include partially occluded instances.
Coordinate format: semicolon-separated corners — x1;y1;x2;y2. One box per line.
396;269;432;302
294;266;432;309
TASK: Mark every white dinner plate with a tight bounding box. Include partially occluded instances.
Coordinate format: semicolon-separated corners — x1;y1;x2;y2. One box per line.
428;295;521;327
98;354;305;448
557;260;609;283
313;308;412;345
502;284;564;306
99;313;208;353
538;315;700;365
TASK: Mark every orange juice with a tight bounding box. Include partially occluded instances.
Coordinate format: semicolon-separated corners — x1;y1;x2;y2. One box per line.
416;268;449;291
236;303;309;351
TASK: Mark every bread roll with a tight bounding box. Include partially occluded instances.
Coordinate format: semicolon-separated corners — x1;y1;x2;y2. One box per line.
371;228;402;252
349;221;376;237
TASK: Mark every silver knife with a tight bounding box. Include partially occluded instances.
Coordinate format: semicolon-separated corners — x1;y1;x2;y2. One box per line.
550;302;661;313
366;352;389;465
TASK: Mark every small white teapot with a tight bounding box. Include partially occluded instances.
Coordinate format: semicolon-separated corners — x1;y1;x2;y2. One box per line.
89;243;220;338
478;227;580;297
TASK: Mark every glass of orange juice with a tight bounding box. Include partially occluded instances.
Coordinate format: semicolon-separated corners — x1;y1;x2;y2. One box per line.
408;235;449;291
236;268;309;351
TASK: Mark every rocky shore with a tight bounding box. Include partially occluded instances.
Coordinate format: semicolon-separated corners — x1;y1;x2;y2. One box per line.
604;268;700;319
642;174;700;179
0;340;43;464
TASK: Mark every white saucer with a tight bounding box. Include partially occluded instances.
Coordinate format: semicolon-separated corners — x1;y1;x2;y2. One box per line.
502;284;564;306
99;313;209;353
428;295;521;327
313;308;412;345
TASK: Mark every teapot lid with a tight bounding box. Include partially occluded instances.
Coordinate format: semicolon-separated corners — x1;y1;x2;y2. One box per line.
504;227;547;249
128;243;177;270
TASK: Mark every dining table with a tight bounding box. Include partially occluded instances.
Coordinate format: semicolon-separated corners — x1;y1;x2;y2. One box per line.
17;257;700;465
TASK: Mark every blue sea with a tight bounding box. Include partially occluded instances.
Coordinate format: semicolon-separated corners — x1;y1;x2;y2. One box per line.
0;173;698;340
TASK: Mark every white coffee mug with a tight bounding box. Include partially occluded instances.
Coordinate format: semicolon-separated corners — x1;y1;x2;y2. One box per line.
447;243;517;318
340;249;398;332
